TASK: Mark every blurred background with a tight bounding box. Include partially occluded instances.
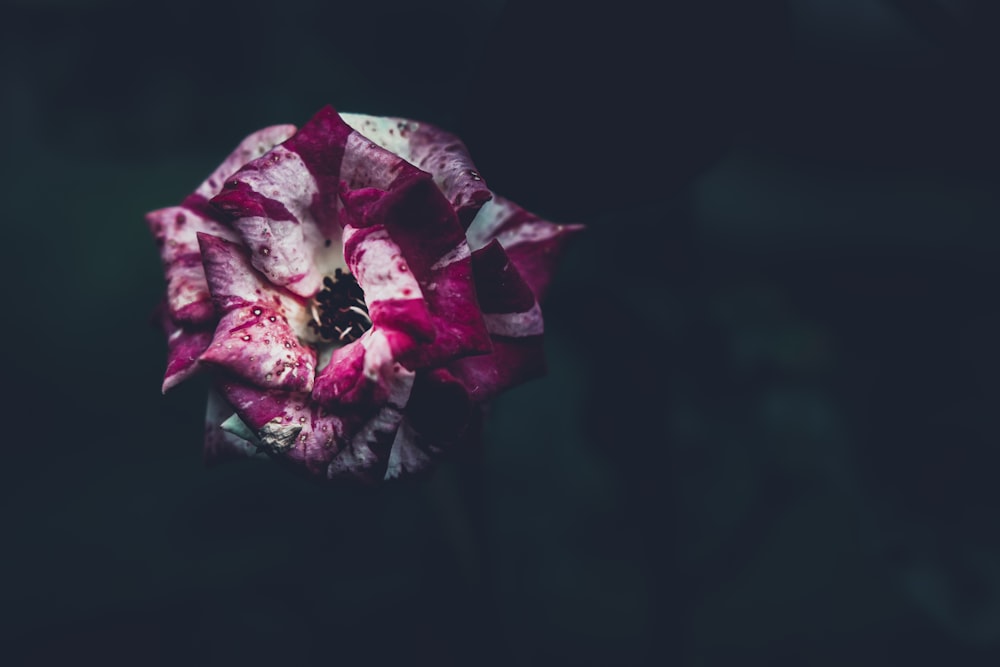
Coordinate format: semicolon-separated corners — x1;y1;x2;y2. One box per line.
2;0;999;664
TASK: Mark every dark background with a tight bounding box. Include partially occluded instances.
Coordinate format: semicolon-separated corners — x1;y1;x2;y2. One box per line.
3;1;1000;665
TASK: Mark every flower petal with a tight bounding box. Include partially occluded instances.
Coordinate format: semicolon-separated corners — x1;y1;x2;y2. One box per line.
217;327;415;484
449;240;546;403
311;328;415;409
145;205;238;325
208;106;400;298
146;125;296;325
199;306;317;393
193;124;298;201
340;113;493;227
156;303;213;393
382;368;475;480
209;106;495;301
323;329;416;483
197;233;317;392
340;173;492;369
340;224;435;348
215;382;334;479
465;195;584;302
196;232;312;332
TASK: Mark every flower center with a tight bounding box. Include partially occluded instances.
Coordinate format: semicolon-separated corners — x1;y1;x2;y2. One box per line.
309;268;371;343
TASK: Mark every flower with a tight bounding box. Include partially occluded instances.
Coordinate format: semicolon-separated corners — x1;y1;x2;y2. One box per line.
147;106;581;483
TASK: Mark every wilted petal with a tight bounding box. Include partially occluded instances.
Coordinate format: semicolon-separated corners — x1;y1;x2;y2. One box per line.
341;113;493;227
466;195;584;302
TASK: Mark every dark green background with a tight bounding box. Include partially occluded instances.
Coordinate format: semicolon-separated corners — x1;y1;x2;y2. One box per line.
3;1;1000;665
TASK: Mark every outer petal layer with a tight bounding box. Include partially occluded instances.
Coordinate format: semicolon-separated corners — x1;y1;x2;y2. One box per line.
155;302;213;394
449;240;546;402
146;125;296;324
340;113;493;227
466;195;584;302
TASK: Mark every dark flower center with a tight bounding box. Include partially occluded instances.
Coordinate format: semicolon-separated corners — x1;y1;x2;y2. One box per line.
310;268;371;343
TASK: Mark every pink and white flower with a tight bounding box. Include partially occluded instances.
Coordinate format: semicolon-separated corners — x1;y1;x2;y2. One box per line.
148;106;581;483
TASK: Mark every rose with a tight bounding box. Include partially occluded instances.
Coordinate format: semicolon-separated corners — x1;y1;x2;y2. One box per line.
147;106;581;483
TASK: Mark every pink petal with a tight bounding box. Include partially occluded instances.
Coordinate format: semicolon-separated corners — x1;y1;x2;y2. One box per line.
197;233;316;392
209;106;493;301
217;327;415;484
450;337;546;405
146;125;296;325
145;205;238;325
341;113;493;227
340;224;435;348
216;381;339;479
208;106;371;298
465;195;584;302
196;232;268;311
311;328;415;409
155;302;213;393
193;124;297;201
449;241;546;402
339;173;492;369
199;305;317;393
323;331;414;483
